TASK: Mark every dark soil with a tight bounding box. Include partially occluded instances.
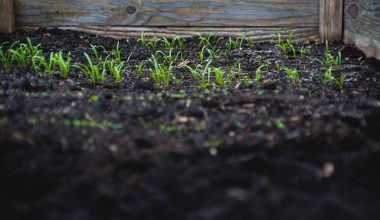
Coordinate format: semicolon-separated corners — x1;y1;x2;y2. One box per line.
1;29;380;220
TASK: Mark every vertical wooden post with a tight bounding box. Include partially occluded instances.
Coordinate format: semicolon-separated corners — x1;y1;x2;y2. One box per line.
0;0;15;34
320;0;343;42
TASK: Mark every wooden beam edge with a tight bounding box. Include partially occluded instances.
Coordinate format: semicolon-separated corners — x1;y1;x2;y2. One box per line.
16;26;320;43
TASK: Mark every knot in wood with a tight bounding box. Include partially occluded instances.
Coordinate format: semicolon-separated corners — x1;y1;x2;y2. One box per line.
126;6;136;15
348;3;360;20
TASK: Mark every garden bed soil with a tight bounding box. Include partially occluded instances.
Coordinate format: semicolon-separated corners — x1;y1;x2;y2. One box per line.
1;29;380;220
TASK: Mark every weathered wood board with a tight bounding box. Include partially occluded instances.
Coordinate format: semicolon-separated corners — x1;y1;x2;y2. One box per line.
0;0;15;33
14;0;319;27
344;0;380;60
19;26;320;42
319;0;343;42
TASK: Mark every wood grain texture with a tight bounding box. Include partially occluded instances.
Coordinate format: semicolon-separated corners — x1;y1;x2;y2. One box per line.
17;26;320;42
14;0;319;27
0;0;15;33
319;0;343;42
344;0;380;60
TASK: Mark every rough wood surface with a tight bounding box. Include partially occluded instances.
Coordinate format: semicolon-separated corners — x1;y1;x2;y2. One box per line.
17;26;320;42
14;0;319;27
344;0;380;60
0;0;15;33
319;0;343;42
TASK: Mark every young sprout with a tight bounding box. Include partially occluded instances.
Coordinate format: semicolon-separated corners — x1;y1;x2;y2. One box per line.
90;44;106;62
206;48;220;60
0;42;13;72
275;31;296;59
274;61;282;71
108;60;125;84
213;67;225;87
24;38;42;58
198;34;213;48
173;36;186;50
300;46;311;58
255;64;265;84
146;38;160;50
324;66;335;83
149;55;174;87
137;32;147;47
55;51;71;79
284;67;300;83
74;53;106;85
110;41;122;63
199;45;207;63
8;44;29;69
336;73;345;89
242;75;252;86
227;60;242;82
161;37;176;50
31;55;43;75
323;40;342;68
244;36;254;48
225;37;243;51
136;61;145;78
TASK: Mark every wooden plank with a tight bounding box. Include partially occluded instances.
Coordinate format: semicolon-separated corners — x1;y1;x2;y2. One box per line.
0;0;15;33
344;0;380;60
17;26;320;42
319;0;343;42
14;0;319;27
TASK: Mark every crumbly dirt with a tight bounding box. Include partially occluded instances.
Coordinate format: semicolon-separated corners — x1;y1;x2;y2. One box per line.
0;29;380;220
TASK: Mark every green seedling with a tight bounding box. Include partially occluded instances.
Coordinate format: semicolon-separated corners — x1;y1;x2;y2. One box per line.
32;52;57;77
136;61;145;78
242;75;252;86
255;64;265;84
137;32;147;47
90;44;106;62
225;37;243;51
25;38;42;58
110;41;122;63
324;66;335;83
206;48;220;60
198;34;213;48
146;38;160;50
31;54;43;75
161;37;175;50
91;95;100;103
213;67;225;87
284;67;300;83
0;42;13;72
227;60;242;82
155;49;181;63
336;73;345;89
149;55;174;87
108;60;125;84
300;45;311;58
174;36;186;50
275;119;286;129
74;53;107;85
9;45;30;69
275;31;296;59
55;51;71;78
274;61;281;71
323;41;342;68
199;45;207;62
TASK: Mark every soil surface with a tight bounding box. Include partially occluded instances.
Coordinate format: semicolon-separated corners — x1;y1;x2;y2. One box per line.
1;29;380;220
